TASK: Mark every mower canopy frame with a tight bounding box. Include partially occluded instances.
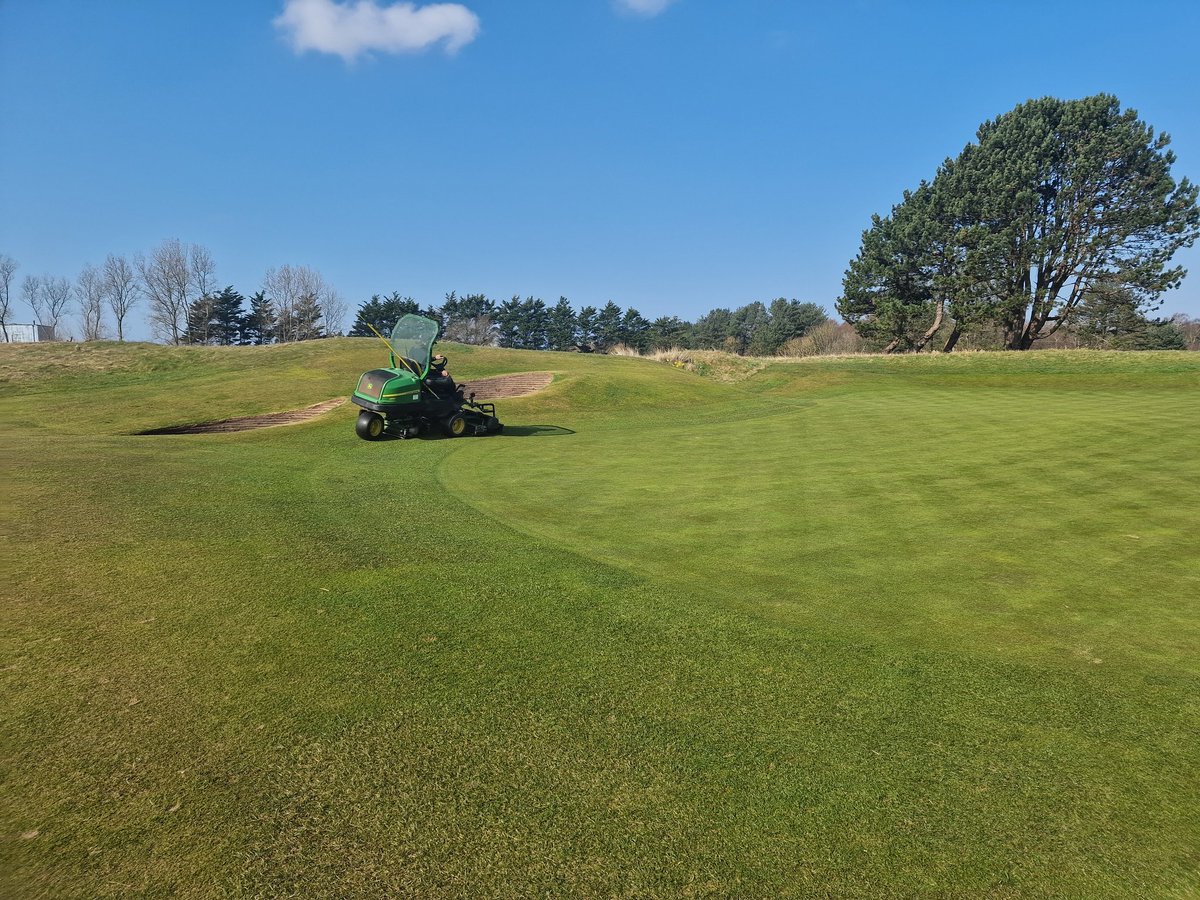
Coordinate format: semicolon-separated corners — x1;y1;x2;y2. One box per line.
388;314;439;377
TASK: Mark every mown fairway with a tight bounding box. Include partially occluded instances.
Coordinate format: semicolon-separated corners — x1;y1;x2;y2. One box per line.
2;342;1198;898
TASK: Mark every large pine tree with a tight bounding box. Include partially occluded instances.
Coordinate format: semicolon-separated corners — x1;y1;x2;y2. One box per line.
592;302;624;350
840;95;1200;351
546;297;578;350
209;286;246;345
241;291;276;345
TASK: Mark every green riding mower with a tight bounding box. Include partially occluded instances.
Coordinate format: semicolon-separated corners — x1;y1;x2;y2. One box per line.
351;313;503;440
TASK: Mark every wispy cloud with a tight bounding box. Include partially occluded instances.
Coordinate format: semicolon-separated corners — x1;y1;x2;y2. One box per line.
275;0;481;62
614;0;680;16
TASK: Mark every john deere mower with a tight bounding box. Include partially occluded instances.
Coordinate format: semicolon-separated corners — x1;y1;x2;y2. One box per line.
351;313;503;440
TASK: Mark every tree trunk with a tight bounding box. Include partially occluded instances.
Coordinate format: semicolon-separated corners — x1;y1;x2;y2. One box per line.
1005;319;1033;350
1003;296;1032;349
882;337;902;353
1015;324;1038;350
911;299;945;352
1002;321;1020;349
1013;297;1056;349
942;323;962;352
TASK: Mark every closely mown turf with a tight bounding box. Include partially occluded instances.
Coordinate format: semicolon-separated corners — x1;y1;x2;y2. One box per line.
2;341;1197;898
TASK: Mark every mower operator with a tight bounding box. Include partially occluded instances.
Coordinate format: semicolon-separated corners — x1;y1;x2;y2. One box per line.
425;353;460;399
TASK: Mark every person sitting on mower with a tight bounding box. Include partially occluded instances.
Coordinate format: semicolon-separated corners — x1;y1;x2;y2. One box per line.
425;353;462;399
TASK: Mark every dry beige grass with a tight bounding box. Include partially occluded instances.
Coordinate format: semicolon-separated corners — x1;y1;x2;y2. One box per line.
643;347;769;382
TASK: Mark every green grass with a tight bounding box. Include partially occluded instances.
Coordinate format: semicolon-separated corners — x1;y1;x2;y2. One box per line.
2;341;1197;898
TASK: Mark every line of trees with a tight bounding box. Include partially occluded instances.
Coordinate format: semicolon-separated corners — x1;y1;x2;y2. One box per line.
839;94;1199;353
181;265;347;346
9;96;1198;357
343;285;1197;356
5;240;833;354
0;244;346;344
347;292;832;354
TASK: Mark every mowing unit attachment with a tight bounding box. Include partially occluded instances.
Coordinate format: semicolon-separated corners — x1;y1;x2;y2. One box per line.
351;314;503;441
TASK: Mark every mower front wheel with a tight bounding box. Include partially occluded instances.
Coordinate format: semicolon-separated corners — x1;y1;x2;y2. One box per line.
443;413;467;437
355;410;386;441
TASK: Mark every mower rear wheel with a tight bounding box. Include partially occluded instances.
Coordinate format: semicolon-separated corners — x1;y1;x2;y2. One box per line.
443;413;467;437
355;410;386;441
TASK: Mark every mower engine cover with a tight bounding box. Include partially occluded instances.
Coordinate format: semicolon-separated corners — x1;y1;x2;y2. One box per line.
353;368;421;409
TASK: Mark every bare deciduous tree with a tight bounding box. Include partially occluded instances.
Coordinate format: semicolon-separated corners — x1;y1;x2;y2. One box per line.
76;264;106;341
21;275;42;325
24;274;72;339
0;254;17;341
262;264;337;342
42;276;73;338
102;254;139;341
189;244;217;301
138;242;189;343
444;314;496;345
262;265;306;342
1172;313;1200;351
139;239;215;344
323;288;347;335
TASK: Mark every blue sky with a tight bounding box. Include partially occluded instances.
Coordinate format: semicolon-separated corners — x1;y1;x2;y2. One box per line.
2;0;1198;340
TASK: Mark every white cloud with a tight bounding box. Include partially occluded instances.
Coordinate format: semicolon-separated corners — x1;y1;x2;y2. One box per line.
614;0;680;16
275;0;481;61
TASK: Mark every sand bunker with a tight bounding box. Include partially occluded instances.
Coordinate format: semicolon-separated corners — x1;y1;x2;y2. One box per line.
460;372;553;400
138;398;347;435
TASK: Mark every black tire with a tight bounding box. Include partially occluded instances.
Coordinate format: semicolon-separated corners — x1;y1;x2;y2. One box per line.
443;412;467;437
488;418;503;434
355;410;386;441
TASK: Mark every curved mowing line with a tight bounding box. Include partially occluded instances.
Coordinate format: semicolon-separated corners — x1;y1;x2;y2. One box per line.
137;398;347;435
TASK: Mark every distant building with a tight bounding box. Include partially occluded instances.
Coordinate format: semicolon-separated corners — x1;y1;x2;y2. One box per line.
2;324;56;343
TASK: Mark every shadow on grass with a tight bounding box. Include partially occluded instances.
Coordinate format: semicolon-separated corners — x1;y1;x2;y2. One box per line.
373;424;575;441
497;424;575;437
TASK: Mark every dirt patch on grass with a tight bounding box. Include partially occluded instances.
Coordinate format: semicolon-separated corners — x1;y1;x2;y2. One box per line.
138;398;347;434
460;372;553;399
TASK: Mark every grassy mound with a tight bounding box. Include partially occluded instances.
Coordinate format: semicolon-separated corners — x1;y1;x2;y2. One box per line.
2;341;1197;897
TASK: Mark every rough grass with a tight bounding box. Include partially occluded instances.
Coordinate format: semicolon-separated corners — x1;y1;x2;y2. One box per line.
1;341;1198;898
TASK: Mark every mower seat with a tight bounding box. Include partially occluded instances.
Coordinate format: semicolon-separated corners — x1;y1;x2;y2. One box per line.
425;371;461;400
